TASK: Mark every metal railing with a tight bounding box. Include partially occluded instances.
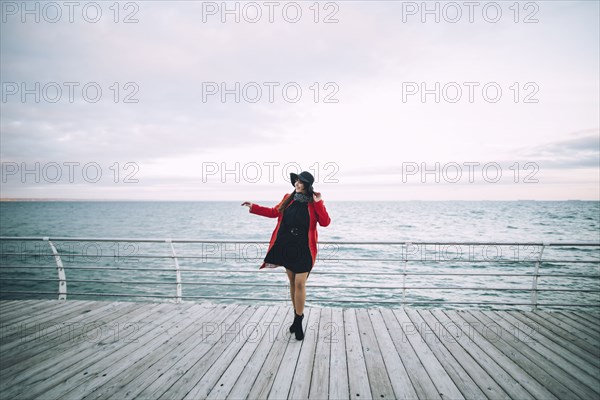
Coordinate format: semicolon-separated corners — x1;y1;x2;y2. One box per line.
0;236;598;310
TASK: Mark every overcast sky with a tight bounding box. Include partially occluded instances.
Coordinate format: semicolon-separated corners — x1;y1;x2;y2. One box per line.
1;0;598;201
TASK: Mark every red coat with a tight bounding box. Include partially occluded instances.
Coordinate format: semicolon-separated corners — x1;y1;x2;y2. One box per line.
249;193;331;269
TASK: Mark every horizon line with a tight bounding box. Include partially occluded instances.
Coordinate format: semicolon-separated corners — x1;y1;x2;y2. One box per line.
1;198;597;202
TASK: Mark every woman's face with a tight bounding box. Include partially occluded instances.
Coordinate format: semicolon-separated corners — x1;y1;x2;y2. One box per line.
294;178;305;193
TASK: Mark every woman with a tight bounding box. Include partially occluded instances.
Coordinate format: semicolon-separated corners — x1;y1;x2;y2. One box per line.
241;171;331;340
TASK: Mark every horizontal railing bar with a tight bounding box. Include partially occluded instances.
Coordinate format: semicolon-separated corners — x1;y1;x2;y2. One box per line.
2;237;597;308
0;265;598;278
178;298;599;306
185;284;598;292
0;278;174;284
1;237;599;246
3;253;599;264
0;291;175;298
0;291;598;307
1;278;598;292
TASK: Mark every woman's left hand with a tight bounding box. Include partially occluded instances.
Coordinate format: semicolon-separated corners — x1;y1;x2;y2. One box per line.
313;192;322;202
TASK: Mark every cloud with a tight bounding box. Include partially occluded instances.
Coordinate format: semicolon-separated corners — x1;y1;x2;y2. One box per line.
518;129;600;169
1;1;598;200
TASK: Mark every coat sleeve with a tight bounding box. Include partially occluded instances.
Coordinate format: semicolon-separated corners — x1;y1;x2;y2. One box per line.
313;199;331;227
249;194;289;218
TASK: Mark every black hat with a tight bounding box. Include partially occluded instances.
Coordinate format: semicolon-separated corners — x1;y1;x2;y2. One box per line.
290;171;314;187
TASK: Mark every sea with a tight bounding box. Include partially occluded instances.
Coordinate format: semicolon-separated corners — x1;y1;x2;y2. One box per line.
1;200;598;310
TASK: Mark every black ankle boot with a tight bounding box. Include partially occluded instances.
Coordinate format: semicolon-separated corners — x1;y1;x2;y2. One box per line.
289;308;297;333
293;313;304;341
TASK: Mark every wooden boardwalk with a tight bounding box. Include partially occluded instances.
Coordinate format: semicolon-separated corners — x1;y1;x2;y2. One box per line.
0;300;599;399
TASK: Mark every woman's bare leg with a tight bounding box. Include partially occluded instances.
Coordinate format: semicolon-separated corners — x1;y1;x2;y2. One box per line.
294;272;308;316
285;268;296;311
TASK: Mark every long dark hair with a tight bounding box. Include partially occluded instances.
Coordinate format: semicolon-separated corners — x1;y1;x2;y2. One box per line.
277;183;314;213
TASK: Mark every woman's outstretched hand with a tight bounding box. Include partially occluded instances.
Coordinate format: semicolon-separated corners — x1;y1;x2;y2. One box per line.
313;192;322;202
241;201;253;209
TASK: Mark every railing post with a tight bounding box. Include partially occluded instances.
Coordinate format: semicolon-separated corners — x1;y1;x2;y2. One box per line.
403;242;411;309
531;242;547;311
166;239;182;303
44;237;67;300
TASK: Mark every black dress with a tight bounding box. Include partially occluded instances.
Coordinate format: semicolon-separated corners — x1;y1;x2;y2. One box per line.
264;200;313;273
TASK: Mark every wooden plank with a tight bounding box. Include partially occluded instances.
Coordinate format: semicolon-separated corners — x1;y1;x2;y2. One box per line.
343;307;372;399
418;310;510;400
0;301;134;351
531;312;600;352
560;310;600;333
206;306;283;400
572;311;600;326
0;300;100;347
245;307;295;400
581;311;600;318
500;312;600;379
183;306;272;399
404;308;487;400
368;307;418;399
0;301;75;353
0;302;191;399
557;311;600;337
308;307;331;400
0;302;158;386
430;310;535;400
555;312;600;337
80;303;228;400
457;311;568;399
0;300;143;367
111;304;245;400
546;312;600;343
0;300;96;329
2;301;598;400
380;308;441;400
472;311;598;399
393;309;464;400
288;308;321;400
0;300;64;320
0;299;35;308
1;300;100;324
154;305;255;399
581;311;600;321
0;299;39;314
225;306;288;400
0;299;27;307
560;311;600;333
328;307;349;400
0;301;184;397
355;308;395;399
495;311;600;388
513;311;600;366
47;304;212;400
267;308;312;400
0;300;82;347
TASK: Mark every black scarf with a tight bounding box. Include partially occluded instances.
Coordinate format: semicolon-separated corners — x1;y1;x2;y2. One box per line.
293;192;311;203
